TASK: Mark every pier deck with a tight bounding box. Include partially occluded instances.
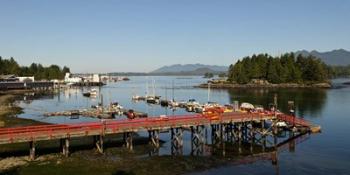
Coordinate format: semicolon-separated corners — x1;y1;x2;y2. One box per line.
0;112;314;160
0;112;271;144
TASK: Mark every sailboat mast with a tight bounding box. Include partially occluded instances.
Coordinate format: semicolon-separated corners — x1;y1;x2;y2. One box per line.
165;86;168;100
146;81;148;96
172;80;174;101
207;82;211;103
153;79;156;96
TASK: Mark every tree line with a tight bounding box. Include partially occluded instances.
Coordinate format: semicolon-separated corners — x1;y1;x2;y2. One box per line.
0;56;70;80
227;53;331;84
329;65;350;78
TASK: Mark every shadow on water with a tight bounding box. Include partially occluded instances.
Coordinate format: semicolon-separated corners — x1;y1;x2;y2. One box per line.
13;92;55;105
227;88;327;118
0;129;310;175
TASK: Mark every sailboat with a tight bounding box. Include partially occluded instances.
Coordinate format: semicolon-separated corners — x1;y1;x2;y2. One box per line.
168;80;179;108
146;79;160;104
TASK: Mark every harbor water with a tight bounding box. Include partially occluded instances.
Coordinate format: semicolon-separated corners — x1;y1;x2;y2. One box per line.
14;76;350;175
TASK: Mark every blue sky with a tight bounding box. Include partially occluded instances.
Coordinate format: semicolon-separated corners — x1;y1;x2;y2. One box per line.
0;0;349;73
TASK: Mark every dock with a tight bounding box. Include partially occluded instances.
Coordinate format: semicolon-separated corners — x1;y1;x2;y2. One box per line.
0;112;317;160
43;107;147;119
0;82;54;91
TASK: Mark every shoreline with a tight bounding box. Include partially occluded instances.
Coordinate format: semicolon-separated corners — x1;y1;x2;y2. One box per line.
0;90;48;127
195;82;332;89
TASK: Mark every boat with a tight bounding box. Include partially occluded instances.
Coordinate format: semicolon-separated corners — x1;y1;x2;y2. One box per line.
178;101;187;108
160;100;169;107
223;104;234;113
240;102;254;111
146;96;157;104
275;121;288;128
205;101;220;108
186;99;200;112
145;79;160;104
110;102;123;110
194;105;204;113
132;95;146;101
122;77;130;81
250;105;264;114
195;102;221;113
124;109;148;119
82;89;98;97
168;100;179;108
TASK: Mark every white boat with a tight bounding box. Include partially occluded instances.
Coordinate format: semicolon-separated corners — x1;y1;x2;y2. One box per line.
275;121;288;128
132;95;145;101
194;105;204;113
187;99;199;106
169;100;179;108
240;102;254;110
186;99;200;112
146;95;160;104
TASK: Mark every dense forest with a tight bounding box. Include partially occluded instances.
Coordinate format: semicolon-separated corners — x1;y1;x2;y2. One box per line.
330;65;350;77
0;56;70;80
227;53;332;84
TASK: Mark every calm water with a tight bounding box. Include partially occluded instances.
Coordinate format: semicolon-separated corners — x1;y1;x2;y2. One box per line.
17;76;350;175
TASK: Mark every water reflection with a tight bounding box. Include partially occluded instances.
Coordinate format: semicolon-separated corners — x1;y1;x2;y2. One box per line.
144;130;310;175
14;92;54;104
227;88;327;118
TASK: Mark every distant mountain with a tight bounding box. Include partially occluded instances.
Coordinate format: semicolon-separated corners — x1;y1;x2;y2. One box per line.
151;64;228;74
295;49;350;65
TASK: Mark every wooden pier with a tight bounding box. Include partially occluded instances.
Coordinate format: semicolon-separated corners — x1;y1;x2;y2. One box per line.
0;82;54;91
0;112;316;160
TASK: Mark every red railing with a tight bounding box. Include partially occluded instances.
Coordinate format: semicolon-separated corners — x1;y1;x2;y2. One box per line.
276;114;310;127
0;112;308;144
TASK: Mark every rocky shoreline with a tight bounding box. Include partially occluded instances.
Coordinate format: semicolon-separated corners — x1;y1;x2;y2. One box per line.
0;90;47;127
195;82;332;89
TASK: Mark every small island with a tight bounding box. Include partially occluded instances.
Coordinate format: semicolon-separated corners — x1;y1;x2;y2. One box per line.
197;53;333;88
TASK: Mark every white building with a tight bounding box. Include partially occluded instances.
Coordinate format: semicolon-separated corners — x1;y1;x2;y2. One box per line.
64;73;83;83
92;74;101;83
17;76;35;82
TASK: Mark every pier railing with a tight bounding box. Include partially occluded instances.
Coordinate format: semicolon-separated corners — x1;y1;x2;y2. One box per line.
0;111;317;160
276;114;310;127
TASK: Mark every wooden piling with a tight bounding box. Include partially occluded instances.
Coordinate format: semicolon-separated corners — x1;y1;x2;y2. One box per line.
29;141;35;161
95;135;104;154
62;138;70;157
125;132;133;151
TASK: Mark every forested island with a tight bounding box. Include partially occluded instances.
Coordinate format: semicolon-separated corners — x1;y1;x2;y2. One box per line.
228;53;330;84
0;56;70;80
198;53;345;88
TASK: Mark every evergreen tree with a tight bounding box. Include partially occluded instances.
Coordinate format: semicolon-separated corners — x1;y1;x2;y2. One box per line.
0;56;70;80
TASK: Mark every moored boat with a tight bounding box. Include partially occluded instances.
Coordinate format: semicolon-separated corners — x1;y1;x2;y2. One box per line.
82;89;98;97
